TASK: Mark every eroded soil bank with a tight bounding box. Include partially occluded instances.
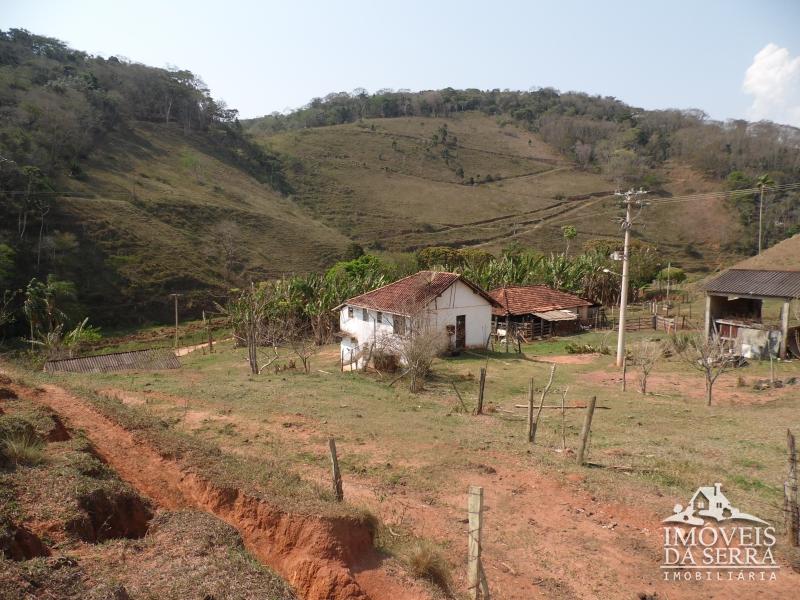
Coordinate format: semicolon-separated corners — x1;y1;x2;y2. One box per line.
7;377;425;600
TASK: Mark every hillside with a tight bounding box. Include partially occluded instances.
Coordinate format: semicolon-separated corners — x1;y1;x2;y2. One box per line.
733;233;800;270
250;112;741;268
2;29;799;325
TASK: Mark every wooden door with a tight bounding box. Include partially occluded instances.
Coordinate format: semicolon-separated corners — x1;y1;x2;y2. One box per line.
456;315;466;350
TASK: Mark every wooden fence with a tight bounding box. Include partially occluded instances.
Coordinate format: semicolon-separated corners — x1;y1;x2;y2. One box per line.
44;348;180;374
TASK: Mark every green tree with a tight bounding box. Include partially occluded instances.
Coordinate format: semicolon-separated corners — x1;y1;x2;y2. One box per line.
561;225;577;256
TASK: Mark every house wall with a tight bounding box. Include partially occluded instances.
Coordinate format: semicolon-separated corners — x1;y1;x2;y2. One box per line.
428;279;492;349
339;307;396;367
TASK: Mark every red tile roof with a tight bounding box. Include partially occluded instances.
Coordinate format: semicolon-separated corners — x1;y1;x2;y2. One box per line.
489;285;592;317
343;271;500;315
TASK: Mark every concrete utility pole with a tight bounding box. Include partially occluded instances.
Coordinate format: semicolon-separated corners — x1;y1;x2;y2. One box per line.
169;293;182;348
615;189;647;368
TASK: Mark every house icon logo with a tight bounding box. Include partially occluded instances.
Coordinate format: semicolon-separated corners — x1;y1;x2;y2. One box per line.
663;482;768;526
661;483;778;582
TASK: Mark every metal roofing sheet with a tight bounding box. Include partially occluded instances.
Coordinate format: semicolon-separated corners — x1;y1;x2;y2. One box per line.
533;310;578;322
703;269;800;299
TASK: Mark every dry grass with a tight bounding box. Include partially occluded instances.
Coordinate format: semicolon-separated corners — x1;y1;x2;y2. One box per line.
1;430;45;466
404;540;452;592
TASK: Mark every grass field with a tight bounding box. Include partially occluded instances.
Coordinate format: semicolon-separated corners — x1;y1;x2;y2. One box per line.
22;327;800;599
256;112;743;270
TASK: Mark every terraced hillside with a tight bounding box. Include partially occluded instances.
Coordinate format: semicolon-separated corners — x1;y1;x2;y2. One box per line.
254;112;742;270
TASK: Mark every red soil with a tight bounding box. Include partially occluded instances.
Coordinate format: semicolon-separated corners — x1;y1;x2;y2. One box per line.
8;377;426;600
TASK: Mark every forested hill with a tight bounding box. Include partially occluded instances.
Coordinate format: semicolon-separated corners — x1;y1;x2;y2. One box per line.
1;29;799;327
0;29;347;323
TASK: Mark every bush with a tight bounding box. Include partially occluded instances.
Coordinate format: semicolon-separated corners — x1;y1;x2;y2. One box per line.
2;431;45;466
373;351;399;373
405;541;451;591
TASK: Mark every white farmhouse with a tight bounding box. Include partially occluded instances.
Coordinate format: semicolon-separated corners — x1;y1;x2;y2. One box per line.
337;271;500;368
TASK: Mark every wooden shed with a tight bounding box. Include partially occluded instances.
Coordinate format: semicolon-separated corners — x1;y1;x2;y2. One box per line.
489;285;594;341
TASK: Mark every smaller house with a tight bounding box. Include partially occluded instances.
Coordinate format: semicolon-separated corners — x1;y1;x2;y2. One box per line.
337;271;501;368
488;285;594;340
703;269;800;359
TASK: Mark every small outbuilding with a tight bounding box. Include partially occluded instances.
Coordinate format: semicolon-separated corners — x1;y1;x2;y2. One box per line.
703;269;800;359
488;285;594;341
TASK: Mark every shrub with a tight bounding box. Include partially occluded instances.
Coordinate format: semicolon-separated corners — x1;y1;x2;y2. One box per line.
405;541;451;591
373;351;399;373
2;431;45;466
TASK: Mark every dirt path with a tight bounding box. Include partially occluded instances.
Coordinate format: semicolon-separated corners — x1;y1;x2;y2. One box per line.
7;375;428;600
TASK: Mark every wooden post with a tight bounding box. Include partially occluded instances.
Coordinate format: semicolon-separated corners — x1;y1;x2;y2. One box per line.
476;368;486;415
530;364;555;444
770;354;775;386
169;293;181;348
452;382;469;413
621;356;627;392
576;396;597;466
787;429;799;546
504;316;509;353
206;315;214;354
560;386;568;450
525;377;535;442
328;437;343;502
467;486;484;600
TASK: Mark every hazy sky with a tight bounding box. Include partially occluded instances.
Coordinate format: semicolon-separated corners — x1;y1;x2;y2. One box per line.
4;1;800;124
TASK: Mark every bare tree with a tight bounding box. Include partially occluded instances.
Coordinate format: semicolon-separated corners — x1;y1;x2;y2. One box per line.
218;284;279;374
671;334;737;406
629;340;664;394
287;315;318;374
211;220;242;285
380;312;446;393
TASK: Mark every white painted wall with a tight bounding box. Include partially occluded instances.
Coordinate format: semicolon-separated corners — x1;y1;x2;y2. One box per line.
427;280;492;349
338;279;493;366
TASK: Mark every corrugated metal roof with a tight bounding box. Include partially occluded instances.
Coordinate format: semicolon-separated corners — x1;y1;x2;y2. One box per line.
533;310;578;322
489;285;592;316
44;348;180;373
703;269;800;299
342;271;499;315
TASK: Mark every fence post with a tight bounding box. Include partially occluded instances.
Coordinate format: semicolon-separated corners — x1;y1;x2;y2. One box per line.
467;486;484;600
526;377;535;442
476;368;486;415
787;429;799;546
577;396;597;466
328;437;343;502
531;364;556;444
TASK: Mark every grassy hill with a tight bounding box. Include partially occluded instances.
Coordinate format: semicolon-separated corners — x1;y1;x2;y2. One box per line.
251;112;741;270
732;233;800;270
2;30;797;326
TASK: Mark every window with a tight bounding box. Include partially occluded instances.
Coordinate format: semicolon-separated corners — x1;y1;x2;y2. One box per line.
377;311;383;324
347;306;353;319
362;308;368;321
393;314;406;335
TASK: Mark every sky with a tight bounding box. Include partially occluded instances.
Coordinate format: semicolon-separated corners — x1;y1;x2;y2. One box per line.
3;0;800;125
